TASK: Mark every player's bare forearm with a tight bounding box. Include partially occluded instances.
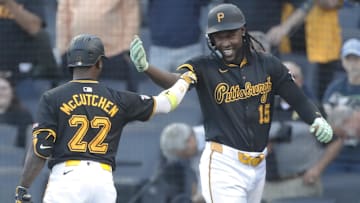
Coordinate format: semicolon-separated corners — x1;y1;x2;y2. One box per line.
304;137;343;185
282;7;307;34
315;138;343;172
4;0;42;35
19;147;46;188
146;65;180;89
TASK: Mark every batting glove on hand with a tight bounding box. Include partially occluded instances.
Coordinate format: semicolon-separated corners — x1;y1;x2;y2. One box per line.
130;35;149;72
180;71;197;85
15;186;32;203
310;117;333;143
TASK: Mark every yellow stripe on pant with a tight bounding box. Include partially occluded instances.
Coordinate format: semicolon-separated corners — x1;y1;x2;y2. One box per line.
65;160;112;172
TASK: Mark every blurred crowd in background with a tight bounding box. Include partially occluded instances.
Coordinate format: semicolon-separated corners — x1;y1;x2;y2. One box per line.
0;0;360;202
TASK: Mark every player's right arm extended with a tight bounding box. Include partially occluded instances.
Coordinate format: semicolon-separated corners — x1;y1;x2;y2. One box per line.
153;71;197;113
130;35;179;89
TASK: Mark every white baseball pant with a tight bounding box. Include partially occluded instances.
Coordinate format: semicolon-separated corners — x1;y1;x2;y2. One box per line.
43;160;116;203
199;142;267;203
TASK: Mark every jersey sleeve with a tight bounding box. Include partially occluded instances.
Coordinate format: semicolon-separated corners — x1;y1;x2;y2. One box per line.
32;92;58;158
117;91;155;122
265;54;321;124
33;92;58;134
277;81;321;124
267;54;293;92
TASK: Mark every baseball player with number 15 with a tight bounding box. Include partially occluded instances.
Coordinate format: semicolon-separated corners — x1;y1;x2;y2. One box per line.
14;34;197;203
129;3;333;203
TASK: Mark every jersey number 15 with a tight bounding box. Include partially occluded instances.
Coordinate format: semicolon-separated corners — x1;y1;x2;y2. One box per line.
258;104;270;124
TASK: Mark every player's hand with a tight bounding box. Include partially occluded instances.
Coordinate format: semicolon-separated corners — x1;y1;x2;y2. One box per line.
15;186;32;203
180;71;197;85
303;166;321;185
130;35;149;72
310;117;333;143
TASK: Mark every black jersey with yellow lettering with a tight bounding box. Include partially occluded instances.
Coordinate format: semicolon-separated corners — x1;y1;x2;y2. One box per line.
178;52;316;152
33;80;155;170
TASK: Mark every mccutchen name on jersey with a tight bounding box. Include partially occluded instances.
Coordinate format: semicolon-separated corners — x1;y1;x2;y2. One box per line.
60;93;119;117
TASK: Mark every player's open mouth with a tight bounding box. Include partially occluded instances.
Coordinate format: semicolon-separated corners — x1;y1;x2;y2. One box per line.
222;49;234;57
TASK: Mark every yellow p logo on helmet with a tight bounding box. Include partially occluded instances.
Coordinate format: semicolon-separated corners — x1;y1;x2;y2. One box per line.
217;12;224;23
207;4;246;35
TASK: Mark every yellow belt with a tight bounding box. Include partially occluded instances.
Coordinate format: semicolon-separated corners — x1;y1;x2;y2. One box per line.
65;160;112;172
210;142;265;167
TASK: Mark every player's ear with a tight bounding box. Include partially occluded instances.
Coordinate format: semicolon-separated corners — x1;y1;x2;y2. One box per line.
95;60;103;70
240;27;246;37
206;34;215;47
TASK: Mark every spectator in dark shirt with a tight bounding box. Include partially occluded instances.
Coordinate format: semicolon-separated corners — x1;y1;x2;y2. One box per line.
0;0;57;81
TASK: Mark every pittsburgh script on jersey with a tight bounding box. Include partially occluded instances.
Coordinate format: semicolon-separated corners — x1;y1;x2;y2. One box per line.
214;76;272;104
60;94;119;117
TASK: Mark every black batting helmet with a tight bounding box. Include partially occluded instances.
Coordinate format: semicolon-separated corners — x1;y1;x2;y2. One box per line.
207;3;246;35
67;34;106;68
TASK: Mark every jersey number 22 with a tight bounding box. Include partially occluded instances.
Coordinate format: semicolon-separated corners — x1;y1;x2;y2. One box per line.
68;115;111;154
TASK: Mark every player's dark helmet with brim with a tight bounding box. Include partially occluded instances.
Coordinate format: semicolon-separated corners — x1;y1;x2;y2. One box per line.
206;3;246;35
67;34;106;68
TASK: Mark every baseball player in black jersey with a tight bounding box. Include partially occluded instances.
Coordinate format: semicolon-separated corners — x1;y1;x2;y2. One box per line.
129;3;333;203
14;34;197;203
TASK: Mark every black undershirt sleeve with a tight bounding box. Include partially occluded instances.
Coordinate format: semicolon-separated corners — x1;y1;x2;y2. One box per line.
277;80;321;125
